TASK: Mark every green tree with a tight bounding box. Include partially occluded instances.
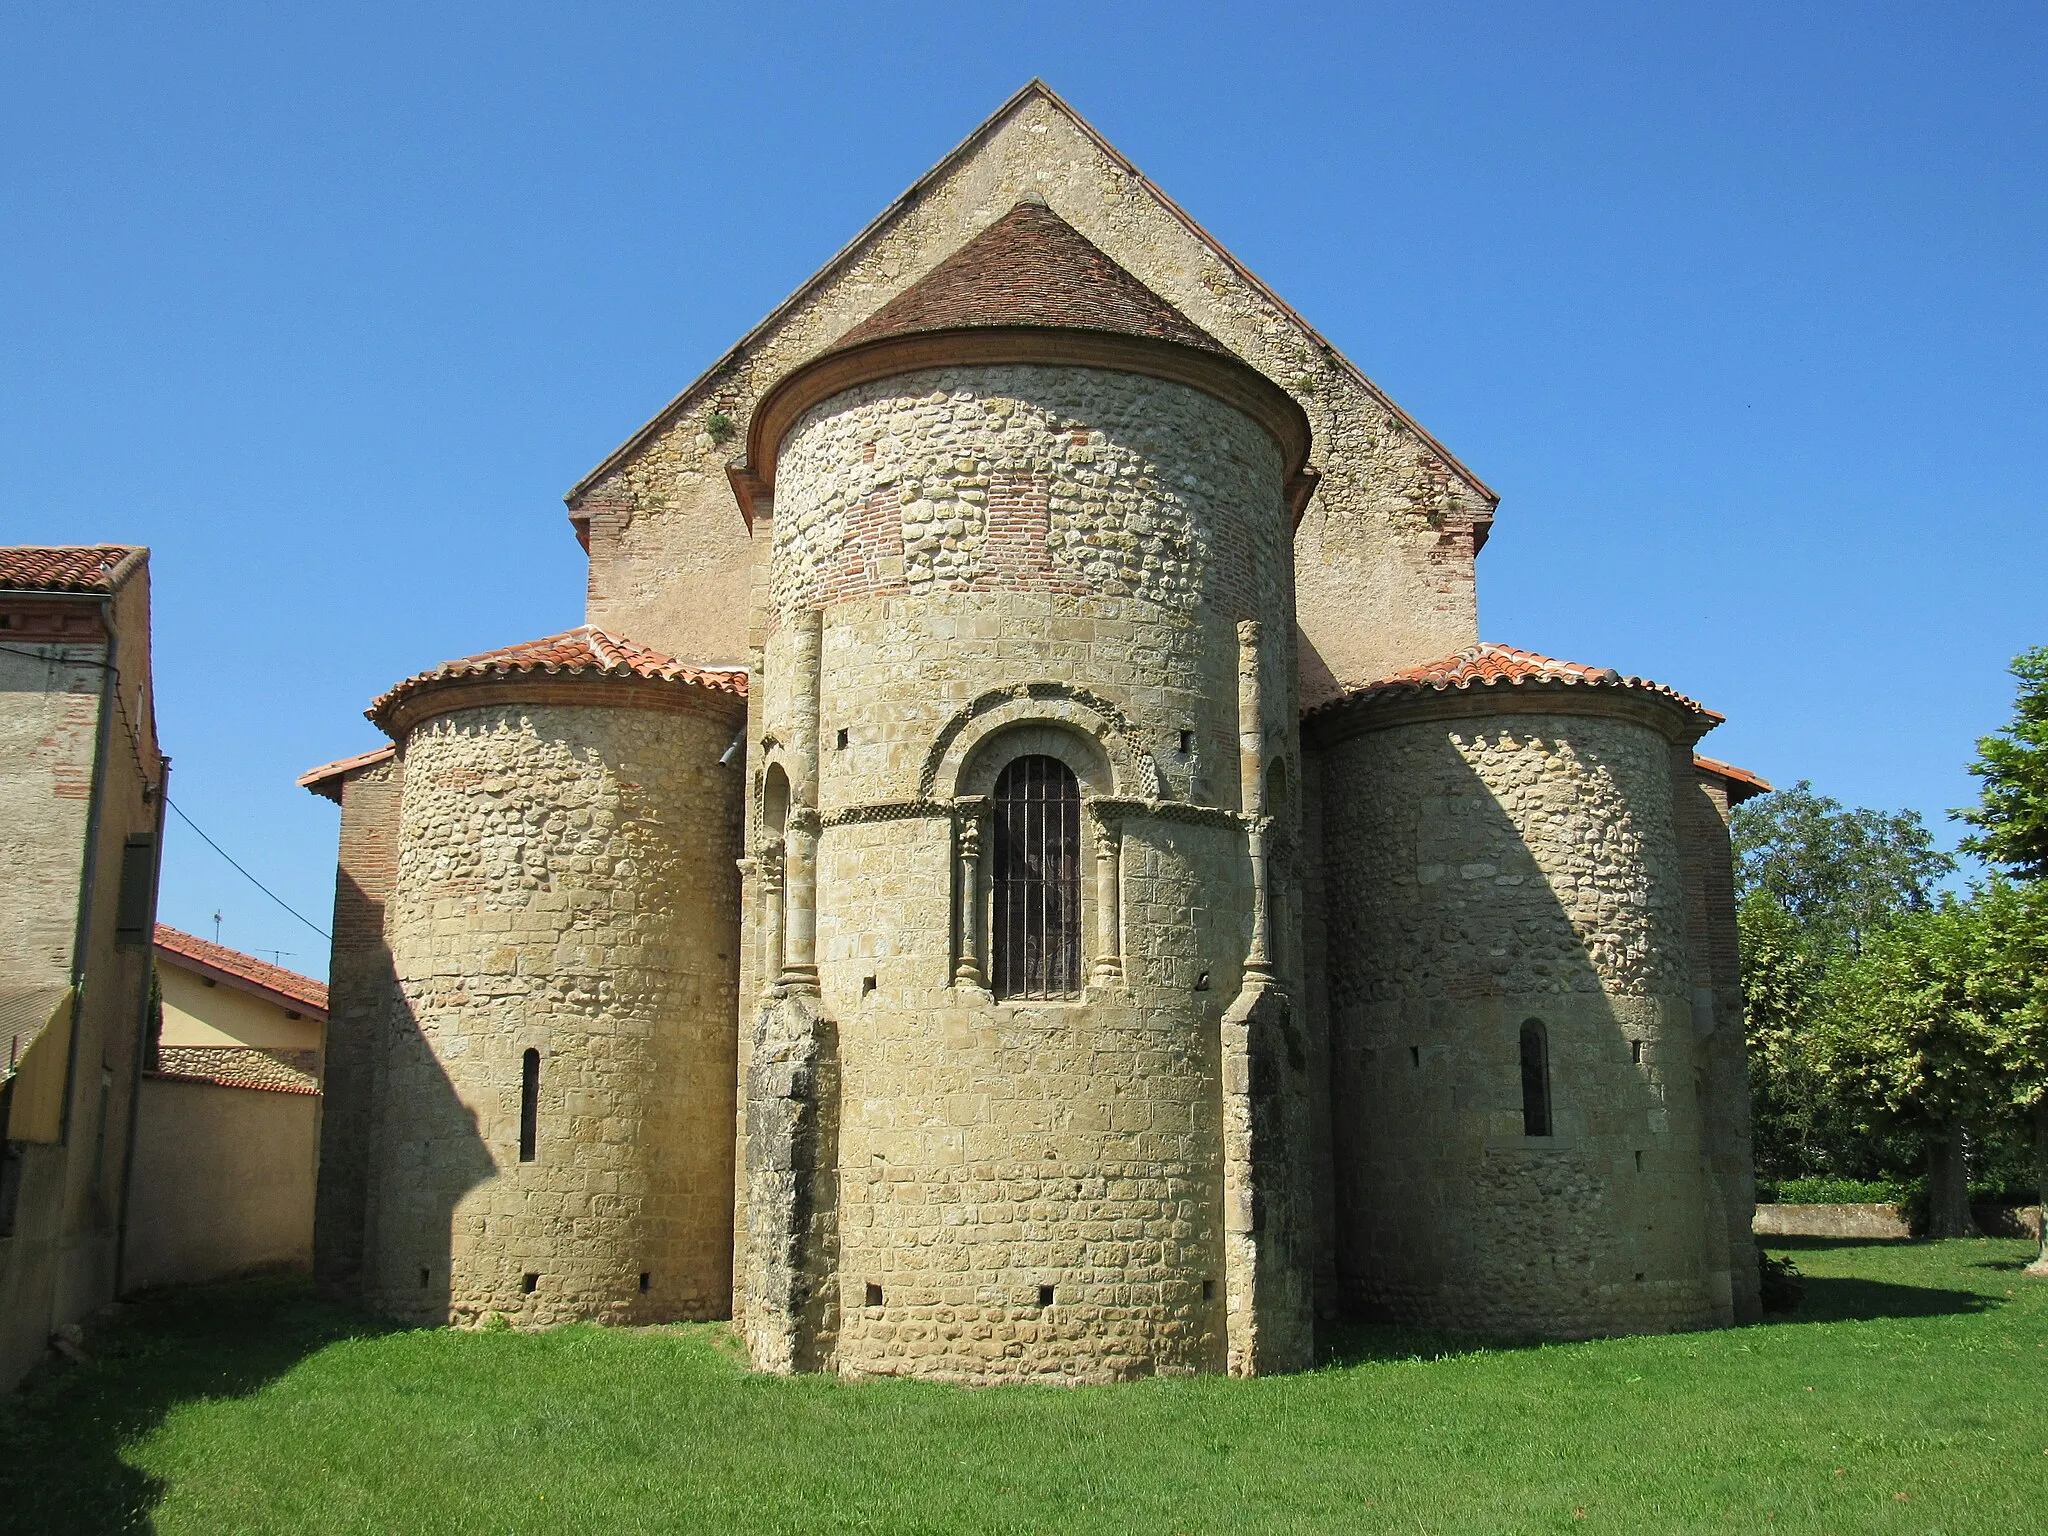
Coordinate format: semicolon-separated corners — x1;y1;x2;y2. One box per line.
1734;782;1954;960
1957;649;2048;1265
1959;646;2048;881
1733;785;1954;1180
1808;898;2001;1237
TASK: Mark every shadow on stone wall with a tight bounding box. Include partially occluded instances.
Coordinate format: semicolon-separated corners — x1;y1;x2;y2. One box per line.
369;992;496;1323
1325;726;1743;1335
0;1276;392;1535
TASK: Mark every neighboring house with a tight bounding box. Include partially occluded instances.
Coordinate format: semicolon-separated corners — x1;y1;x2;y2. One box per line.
0;545;166;1394
304;84;1772;1381
122;928;326;1290
151;925;326;1091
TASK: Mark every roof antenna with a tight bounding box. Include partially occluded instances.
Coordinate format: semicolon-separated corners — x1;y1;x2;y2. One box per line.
212;910;223;945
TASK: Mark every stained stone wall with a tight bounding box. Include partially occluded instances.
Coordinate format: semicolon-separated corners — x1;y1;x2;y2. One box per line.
1319;701;1729;1337
747;361;1307;1380
364;688;742;1326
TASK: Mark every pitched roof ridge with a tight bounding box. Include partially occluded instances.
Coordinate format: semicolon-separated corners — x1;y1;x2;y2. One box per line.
563;80;1494;509
154;924;329;1015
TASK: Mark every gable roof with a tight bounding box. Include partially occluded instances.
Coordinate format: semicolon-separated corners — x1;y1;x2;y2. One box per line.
154;925;328;1018
1311;642;1723;724
367;625;747;731
0;545;147;593
565;79;1494;511
835;200;1226;355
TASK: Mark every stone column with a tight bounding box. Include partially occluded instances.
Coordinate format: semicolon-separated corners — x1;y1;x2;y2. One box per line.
1090;808;1124;987
779;609;823;995
756;843;785;997
1237;620;1274;981
953;800;986;989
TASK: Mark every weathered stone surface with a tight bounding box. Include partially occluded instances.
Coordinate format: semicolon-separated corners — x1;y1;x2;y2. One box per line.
361;693;742;1328
741;359;1307;1382
1321;706;1730;1337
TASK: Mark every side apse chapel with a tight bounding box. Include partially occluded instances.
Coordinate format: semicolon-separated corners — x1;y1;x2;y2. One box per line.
301;82;1768;1381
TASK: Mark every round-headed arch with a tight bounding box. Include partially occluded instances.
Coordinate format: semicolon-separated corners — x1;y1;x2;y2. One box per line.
922;683;1160;802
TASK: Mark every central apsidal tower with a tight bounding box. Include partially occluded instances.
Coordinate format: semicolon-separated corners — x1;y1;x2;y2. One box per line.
735;201;1319;1381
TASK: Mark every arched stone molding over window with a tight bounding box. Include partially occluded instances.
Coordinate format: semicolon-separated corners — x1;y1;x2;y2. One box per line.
946;717;1125;996
922;683;1158;803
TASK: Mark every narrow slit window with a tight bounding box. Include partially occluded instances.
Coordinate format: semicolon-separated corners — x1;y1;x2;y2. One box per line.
990;755;1082;1000
1519;1020;1551;1137
519;1049;540;1162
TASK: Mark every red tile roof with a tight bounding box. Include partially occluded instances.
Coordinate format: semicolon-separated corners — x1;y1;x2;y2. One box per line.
0;545;147;593
835;200;1227;356
367;626;746;731
1693;754;1773;803
154;925;329;1018
296;744;397;802
1315;643;1723;723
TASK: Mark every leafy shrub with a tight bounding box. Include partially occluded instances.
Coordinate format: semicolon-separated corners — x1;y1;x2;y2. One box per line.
1758;1252;1804;1313
1768;1177;1910;1205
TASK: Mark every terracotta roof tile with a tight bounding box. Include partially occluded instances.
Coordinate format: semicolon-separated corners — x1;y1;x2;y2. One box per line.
296;744;396;802
0;545;146;593
1312;643;1723;723
1693;754;1773;803
367;625;747;730
154;925;328;1017
835;200;1227;356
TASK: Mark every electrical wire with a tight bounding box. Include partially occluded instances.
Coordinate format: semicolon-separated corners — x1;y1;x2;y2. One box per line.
166;798;331;940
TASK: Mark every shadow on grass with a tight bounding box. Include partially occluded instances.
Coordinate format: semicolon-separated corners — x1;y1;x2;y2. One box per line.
0;1275;392;1536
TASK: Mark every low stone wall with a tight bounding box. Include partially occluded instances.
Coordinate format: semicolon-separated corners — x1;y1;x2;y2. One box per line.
1753;1203;1908;1239
1752;1203;2043;1241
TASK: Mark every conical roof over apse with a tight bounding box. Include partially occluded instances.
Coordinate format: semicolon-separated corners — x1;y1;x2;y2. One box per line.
834;199;1229;357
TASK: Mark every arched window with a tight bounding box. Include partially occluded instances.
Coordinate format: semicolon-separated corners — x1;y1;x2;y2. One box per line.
519;1048;540;1162
991;755;1082;999
1519;1021;1551;1137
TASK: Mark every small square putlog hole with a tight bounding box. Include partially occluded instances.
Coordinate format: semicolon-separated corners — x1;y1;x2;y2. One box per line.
1038;1284;1055;1308
639;1272;651;1293
523;1273;540;1295
418;1267;430;1289
1203;1279;1215;1302
865;1282;883;1308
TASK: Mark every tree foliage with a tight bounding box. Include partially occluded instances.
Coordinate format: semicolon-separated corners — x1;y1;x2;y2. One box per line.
1959;645;2048;882
1732;782;1953;960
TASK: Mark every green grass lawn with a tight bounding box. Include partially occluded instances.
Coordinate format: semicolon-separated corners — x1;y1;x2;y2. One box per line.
5;1239;2046;1535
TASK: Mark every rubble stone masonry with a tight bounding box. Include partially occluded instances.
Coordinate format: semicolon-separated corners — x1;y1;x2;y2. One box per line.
743;361;1309;1379
1319;698;1728;1336
364;688;741;1326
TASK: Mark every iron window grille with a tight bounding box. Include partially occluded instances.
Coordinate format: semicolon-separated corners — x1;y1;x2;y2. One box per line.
990;755;1082;999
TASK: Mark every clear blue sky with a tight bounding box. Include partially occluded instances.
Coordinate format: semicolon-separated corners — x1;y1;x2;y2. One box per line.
5;3;2042;978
